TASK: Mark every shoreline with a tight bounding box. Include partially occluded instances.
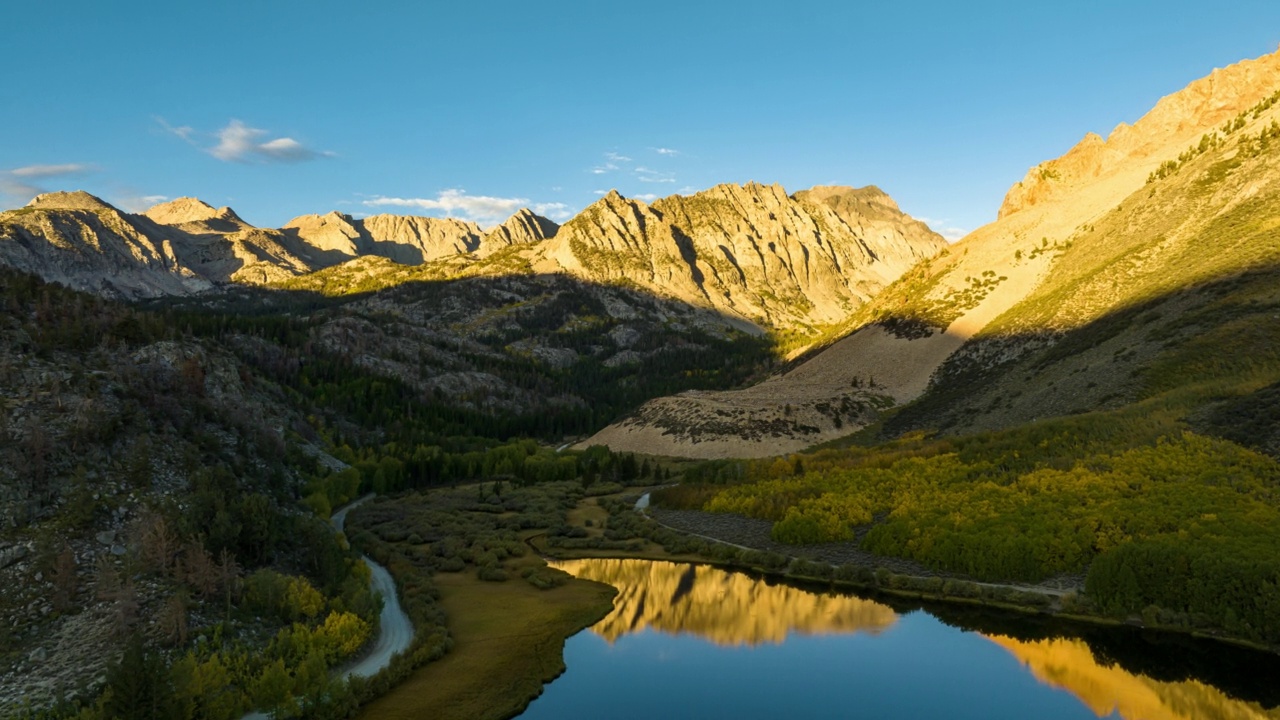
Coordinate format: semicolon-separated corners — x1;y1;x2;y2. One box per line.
536;500;1280;657
352;486;1280;720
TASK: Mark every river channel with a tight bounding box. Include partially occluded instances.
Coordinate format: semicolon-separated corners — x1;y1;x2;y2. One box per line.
519;558;1280;720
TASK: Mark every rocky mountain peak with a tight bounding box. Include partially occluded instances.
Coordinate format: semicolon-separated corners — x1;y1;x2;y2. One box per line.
483;208;559;250
802;185;900;212
25;191;116;212
543;181;946;331
281;211;362;256
144;197;247;227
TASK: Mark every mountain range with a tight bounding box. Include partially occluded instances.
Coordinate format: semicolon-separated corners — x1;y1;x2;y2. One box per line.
0;182;945;340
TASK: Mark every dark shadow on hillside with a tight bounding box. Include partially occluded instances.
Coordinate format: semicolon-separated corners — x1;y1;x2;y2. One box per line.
131;268;779;442
863;262;1280;456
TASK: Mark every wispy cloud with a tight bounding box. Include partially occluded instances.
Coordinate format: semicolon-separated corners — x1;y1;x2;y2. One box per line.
115;194;171;213
363;189;572;226
155;117;194;141
633;193;659;202
211;120;329;163
652;147;680;156
0;163;95;205
11;163;93;179
532;202;572;220
634;166;676;183
590;150;636;175
159;117;332;164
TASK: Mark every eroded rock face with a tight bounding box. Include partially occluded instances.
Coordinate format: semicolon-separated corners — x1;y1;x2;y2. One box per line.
1000;45;1280;218
533;183;945;330
363;214;484;263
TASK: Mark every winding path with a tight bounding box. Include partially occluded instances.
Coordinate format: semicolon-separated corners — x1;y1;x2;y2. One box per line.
332;495;414;680
243;494;413;718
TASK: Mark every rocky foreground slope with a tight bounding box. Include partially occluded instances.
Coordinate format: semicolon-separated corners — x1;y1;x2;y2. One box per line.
587;45;1280;458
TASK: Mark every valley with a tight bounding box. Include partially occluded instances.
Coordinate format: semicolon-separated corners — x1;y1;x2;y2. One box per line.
3;31;1280;720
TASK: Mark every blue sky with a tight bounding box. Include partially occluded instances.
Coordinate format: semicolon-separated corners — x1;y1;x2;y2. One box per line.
4;1;1280;238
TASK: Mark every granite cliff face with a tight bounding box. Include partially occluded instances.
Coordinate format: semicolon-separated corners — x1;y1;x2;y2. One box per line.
531;183;945;332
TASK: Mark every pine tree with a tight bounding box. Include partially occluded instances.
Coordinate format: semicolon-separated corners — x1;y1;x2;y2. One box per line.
103;635;174;720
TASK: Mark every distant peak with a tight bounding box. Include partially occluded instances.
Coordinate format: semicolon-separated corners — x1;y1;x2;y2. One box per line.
799;185;900;212
144;196;247;227
283;211;357;229
26;190;116;212
487;207;558;243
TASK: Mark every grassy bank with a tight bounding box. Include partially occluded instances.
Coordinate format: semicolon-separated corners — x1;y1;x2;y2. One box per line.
356;569;614;720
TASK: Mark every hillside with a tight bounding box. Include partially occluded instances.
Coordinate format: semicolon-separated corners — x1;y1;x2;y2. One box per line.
588;45;1280;459
0;269;378;712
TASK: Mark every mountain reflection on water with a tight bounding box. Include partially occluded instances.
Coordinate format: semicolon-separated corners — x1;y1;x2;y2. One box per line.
550;558;897;646
988;635;1280;720
545;559;1280;720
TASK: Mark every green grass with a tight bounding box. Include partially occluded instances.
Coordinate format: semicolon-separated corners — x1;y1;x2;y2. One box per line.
356;568;614;720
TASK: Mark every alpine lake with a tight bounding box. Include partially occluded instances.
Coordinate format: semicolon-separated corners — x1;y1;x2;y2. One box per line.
515;558;1280;720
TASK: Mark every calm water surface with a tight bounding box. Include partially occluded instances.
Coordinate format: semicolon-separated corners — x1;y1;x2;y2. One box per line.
519;559;1280;720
